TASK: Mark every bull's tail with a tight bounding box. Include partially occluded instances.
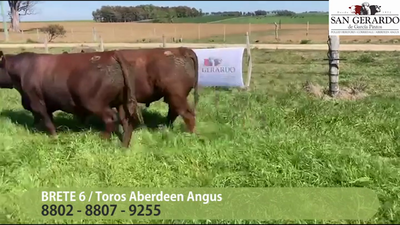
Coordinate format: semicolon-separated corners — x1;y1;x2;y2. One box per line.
113;51;143;124
188;49;199;111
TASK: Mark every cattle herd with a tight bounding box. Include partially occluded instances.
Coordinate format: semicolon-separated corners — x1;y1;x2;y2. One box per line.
0;47;199;148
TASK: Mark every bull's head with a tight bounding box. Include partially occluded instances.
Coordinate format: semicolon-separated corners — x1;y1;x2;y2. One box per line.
0;51;5;68
0;51;13;89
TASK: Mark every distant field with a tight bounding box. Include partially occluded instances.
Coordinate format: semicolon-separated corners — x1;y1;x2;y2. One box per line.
22;20;94;23
0;13;394;44
170;14;328;24
173;15;238;23
213;14;328;24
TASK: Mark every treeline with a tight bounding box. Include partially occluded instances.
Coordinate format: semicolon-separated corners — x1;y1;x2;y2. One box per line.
92;5;203;23
92;4;302;23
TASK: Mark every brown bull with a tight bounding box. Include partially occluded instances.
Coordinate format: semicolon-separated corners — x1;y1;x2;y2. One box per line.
78;47;199;132
0;50;140;148
117;47;199;133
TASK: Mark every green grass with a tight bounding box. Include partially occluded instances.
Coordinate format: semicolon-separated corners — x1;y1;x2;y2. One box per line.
182;29;296;44
172;16;240;23
1;48;400;224
212;14;328;24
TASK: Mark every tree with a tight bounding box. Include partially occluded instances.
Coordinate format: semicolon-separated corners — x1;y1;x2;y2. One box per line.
8;1;39;32
40;24;66;42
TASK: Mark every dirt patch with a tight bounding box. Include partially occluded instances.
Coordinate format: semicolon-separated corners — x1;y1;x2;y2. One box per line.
303;81;368;101
0;22;396;44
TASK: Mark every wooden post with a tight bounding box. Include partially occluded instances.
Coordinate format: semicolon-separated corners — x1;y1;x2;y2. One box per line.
306;21;309;37
99;36;104;52
174;27;177;40
36;28;39;41
245;32;252;89
274;22;279;40
223;25;226;42
197;24;200;40
70;28;74;41
248;23;251;35
92;27;97;42
328;35;340;97
44;37;48;53
162;34;166;47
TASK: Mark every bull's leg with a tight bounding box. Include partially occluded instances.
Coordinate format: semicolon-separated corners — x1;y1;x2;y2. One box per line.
117;104;134;148
33;114;41;127
97;107;116;140
21;93;42;128
167;96;196;133
29;103;57;137
166;106;179;127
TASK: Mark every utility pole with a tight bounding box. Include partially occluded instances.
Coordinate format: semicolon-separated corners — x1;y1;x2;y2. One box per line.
0;1;9;42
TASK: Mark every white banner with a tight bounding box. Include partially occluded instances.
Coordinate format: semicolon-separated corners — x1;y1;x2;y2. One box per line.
193;47;245;87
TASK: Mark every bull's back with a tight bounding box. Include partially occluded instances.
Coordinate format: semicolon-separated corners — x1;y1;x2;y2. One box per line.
36;52;124;112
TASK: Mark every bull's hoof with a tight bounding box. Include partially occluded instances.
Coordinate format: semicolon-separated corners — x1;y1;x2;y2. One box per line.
100;132;111;140
50;134;58;139
157;124;167;129
121;142;130;148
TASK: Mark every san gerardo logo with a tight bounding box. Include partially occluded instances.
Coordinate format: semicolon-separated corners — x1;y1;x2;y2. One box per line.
201;57;236;74
329;1;400;35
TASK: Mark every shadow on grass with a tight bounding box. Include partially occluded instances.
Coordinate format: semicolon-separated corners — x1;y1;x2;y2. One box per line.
0;108;167;134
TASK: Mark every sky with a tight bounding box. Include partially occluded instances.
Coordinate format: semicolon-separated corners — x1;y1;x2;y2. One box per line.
5;1;329;22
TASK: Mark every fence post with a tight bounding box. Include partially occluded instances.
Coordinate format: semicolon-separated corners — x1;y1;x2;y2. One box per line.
44;37;48;53
328;35;340;97
274;22;279;40
245;32;252;89
223;25;226;42
162;34;166;47
248;23;251;35
71;28;74;41
174;27;177;40
99;35;104;52
197;24;200;40
306;21;309;37
92;27;97;42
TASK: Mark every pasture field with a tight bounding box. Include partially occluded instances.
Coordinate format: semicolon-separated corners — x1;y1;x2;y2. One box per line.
211;14;328;24
0;19;398;44
0;47;399;224
172;15;239;23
